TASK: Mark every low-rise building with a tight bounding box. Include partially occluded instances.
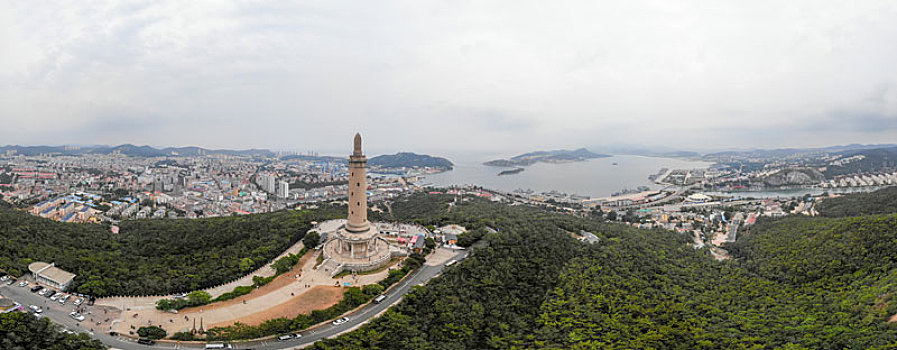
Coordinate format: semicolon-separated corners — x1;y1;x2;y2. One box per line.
28;262;76;291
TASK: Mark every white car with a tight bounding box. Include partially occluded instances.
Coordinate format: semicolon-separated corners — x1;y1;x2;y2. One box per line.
332;317;349;325
50;293;62;301
29;305;43;313
18;281;28;287
69;312;85;322
0;275;9;282
277;333;302;341
73;298;83;306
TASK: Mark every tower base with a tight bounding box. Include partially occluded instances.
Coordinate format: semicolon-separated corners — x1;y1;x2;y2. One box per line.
321;225;394;276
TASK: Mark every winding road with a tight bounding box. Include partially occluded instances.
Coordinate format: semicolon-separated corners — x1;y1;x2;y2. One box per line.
0;248;468;350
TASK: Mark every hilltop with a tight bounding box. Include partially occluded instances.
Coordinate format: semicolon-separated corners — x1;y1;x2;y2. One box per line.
314;192;897;349
369;152;453;170
816;186;897;217
484;148;610;167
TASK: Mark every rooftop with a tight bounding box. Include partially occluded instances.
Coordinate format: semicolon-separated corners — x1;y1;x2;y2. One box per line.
28;261;76;286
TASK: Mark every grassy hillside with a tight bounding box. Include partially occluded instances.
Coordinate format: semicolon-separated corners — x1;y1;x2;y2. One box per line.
0;204;342;296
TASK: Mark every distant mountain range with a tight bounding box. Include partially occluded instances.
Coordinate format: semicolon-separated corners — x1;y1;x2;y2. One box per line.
0;144;275;157
704;143;897;159
484;148;610;167
369;152;453;170
587;143;897;159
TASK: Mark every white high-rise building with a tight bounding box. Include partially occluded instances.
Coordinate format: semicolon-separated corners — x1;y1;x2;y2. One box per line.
266;174;276;193
278;181;290;199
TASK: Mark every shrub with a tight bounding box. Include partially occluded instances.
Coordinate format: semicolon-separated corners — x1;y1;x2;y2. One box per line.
170;331;197;341
137;325;167;340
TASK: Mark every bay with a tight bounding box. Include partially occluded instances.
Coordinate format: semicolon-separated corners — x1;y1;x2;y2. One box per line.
421;154;713;198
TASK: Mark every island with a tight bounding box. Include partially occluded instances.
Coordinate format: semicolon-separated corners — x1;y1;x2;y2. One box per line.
498;167;525;176
484;148;610;167
369;152;454;171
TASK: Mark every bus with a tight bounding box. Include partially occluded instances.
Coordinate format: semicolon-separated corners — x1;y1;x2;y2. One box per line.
373;294;387;304
445;260;458;267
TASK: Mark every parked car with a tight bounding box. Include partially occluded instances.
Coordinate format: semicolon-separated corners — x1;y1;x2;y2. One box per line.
38;289;51;296
59;294;71;304
50;293;62;301
137;339;156;345
5;279;14;285
18;281;29;287
73;298;83;306
29;305;43;313
0;275;9;282
69;312;85;321
332;317;349;325
30;285;43;293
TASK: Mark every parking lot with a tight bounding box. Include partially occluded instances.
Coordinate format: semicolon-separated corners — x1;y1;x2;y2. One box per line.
0;273;120;337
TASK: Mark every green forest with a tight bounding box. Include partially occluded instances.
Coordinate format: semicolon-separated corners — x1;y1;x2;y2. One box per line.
815;186;897;217
0;312;106;350
0;203;343;296
3;188;897;348
313;191;897;349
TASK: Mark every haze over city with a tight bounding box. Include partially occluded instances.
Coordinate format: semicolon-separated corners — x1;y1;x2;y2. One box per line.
2;1;896;154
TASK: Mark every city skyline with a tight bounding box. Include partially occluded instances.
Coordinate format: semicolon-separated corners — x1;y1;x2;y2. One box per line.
2;1;896;153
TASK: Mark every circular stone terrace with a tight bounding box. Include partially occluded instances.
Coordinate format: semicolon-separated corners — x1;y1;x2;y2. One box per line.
313;219;431;277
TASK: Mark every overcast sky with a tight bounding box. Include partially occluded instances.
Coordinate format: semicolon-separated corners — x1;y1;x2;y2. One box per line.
1;1;896;155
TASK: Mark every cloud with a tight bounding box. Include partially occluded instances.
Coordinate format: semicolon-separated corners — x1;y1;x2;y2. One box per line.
1;1;896;152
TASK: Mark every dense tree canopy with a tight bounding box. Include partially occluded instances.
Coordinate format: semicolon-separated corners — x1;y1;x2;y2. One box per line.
314;192;897;349
0;312;105;350
816;186;897;217
0;204;343;296
4;189;897;347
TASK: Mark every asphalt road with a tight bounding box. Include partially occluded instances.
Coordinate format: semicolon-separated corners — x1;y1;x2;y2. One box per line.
1;248;468;350
0;281;111;339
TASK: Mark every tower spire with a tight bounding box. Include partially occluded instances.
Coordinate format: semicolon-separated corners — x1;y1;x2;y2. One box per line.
354;133;363;156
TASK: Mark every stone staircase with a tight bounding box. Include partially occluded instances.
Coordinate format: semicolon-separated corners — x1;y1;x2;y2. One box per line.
318;258;345;277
